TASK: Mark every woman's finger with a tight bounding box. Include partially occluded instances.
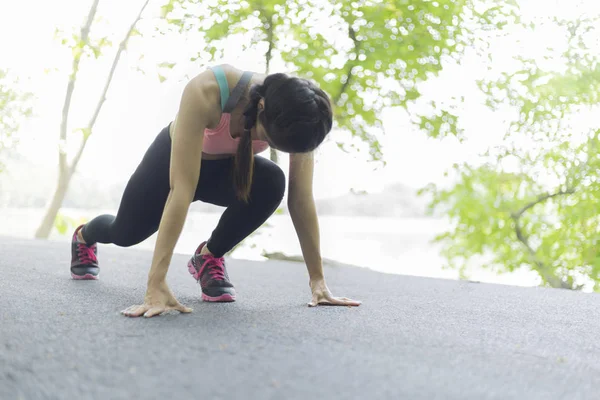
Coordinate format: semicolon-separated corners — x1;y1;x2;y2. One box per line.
174;303;193;314
129;305;150;317
121;305;138;314
143;307;164;318
321;289;362;306
123;305;149;317
120;305;139;315
329;297;362;306
338;297;361;305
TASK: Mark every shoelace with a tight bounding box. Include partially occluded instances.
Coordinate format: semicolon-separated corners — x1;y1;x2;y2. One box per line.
77;243;97;264
200;254;226;281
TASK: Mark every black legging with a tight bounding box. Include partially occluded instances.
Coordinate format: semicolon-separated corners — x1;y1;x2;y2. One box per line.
81;124;286;258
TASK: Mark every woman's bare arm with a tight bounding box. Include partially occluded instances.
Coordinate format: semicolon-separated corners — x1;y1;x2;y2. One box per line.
287;151;324;281
146;77;212;286
288;151;361;307
123;71;219;317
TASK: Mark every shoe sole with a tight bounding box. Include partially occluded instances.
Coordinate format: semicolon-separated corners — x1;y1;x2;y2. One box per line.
71;272;99;280
187;260;236;302
202;293;236;302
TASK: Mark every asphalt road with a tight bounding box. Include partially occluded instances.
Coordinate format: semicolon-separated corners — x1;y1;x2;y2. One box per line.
1;235;600;400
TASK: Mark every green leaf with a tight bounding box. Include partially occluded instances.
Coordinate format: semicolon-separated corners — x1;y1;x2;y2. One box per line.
160;0;515;160
54;214;69;235
423;14;600;289
0;69;33;165
73;127;92;140
158;62;176;69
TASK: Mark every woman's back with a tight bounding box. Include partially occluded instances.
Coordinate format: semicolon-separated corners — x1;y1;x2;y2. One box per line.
169;65;269;160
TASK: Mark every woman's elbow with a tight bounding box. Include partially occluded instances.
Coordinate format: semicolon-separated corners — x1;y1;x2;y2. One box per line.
170;183;195;204
287;191;314;212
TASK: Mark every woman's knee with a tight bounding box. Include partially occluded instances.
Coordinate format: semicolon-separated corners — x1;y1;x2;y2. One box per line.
109;225;148;248
111;236;138;248
270;165;286;201
253;158;286;205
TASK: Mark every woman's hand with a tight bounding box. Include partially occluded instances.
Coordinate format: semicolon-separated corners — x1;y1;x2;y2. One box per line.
121;280;192;318
308;279;362;307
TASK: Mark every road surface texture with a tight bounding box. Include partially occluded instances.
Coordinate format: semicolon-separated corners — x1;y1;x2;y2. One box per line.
1;235;599;400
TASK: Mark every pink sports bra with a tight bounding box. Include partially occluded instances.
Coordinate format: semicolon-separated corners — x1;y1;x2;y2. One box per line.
202;66;269;155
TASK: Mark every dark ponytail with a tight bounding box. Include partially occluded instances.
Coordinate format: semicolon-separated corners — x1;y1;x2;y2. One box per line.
234;72;333;202
234;84;264;202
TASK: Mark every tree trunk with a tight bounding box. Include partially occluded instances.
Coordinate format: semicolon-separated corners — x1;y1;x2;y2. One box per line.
34;0;98;239
263;11;278;164
34;0;150;239
34;168;73;238
511;188;576;289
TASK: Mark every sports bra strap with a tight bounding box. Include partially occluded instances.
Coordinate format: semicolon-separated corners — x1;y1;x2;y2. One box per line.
223;71;254;113
209;66;230;111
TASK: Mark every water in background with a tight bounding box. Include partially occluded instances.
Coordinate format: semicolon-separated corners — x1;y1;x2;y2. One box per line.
0;207;541;287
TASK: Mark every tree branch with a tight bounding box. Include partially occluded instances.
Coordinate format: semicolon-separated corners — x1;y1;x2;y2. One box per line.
69;0;151;175
513;215;571;289
512;188;576;219
264;13;274;74
259;8;278;162
510;188;575;289
59;0;100;174
333;25;360;106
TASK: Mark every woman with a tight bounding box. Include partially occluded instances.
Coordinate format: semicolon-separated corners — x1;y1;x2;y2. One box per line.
70;64;362;318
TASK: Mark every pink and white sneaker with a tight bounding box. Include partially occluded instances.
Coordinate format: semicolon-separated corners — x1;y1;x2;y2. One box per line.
70;225;99;280
187;242;236;302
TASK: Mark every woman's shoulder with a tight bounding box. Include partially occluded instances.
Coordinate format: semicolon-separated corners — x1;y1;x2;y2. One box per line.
182;65;267;123
186;65;261;102
181;66;235;122
202;64;267;87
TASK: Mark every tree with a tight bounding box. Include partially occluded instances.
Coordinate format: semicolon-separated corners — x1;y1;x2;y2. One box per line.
161;0;517;162
155;0;516;259
0;69;33;171
420;10;600;290
34;0;151;238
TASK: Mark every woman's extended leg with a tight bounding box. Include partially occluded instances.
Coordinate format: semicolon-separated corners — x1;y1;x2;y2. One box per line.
70;126;173;279
187;155;286;301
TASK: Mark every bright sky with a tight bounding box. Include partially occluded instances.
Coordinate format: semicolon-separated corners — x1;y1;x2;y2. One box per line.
0;0;597;199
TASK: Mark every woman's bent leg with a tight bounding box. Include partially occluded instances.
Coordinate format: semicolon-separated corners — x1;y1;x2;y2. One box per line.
202;156;286;257
187;155;286;301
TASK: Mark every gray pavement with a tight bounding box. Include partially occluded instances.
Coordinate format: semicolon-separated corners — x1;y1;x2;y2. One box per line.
1;235;600;400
